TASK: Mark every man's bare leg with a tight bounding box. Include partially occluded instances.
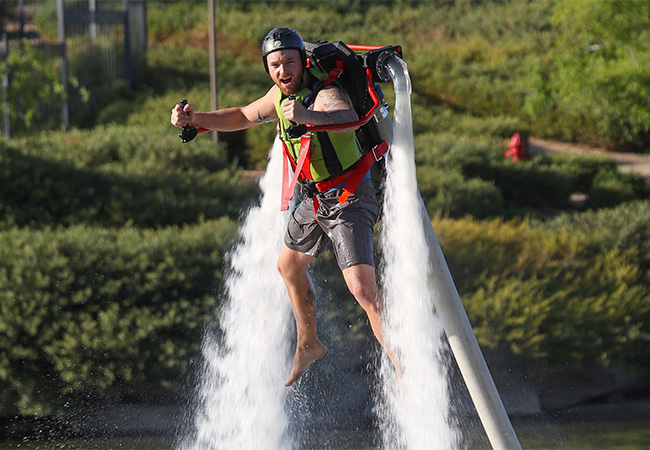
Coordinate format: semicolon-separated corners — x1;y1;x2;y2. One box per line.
277;244;327;386
342;264;400;375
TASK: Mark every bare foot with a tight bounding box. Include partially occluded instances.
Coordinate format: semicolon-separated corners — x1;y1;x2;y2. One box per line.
284;340;327;387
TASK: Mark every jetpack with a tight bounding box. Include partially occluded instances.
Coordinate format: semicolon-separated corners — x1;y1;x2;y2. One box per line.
178;41;403;202
292;41;401;204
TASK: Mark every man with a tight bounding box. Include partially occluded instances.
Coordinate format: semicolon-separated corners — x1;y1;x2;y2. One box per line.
171;27;395;387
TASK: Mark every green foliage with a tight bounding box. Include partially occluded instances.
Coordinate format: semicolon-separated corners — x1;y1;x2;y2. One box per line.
589;170;650;209
524;0;650;149
141;44;211;93
0;40;66;129
436;202;650;369
0;220;238;414
17;0;650;151
417;166;503;219
146;2;208;43
463;158;574;209
0;126;258;229
533;152;618;193
4;0;650;418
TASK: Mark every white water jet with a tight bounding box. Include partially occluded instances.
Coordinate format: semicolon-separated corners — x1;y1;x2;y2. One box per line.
378;57;461;449
179;138;293;450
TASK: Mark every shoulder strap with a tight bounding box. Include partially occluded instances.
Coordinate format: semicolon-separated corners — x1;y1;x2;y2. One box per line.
303;62;344;109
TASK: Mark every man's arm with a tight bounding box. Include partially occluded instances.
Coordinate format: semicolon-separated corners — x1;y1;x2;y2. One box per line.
171;86;278;131
283;85;359;131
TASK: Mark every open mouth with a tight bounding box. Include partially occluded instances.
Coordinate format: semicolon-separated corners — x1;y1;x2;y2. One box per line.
280;76;293;87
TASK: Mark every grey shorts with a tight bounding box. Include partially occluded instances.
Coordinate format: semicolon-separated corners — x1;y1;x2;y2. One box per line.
284;178;379;270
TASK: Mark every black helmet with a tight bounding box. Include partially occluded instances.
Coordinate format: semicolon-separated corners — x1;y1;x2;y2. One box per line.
262;27;306;73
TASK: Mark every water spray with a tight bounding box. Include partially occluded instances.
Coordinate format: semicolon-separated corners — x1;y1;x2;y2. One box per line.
178;43;521;450
380;52;522;450
179;140;293;450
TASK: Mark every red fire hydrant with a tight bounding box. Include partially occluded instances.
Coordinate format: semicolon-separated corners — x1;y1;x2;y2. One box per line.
504;132;529;162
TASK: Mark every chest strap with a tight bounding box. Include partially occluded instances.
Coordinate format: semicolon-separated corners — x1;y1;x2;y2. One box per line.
280;138;388;211
316;140;388;203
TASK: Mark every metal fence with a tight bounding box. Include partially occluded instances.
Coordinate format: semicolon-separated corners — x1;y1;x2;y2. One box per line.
1;0;146;137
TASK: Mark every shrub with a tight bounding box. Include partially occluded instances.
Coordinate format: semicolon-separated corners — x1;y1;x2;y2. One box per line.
462;159;574;209
417;166;503;219
433;203;650;370
0;219;238;414
589;170;650;209
0;128;257;229
0;40;67;131
523;0;650;150
534;152;619;193
414;131;501;169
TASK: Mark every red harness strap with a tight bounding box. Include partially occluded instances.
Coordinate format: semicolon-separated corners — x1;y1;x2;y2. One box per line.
280;134;311;211
281;139;388;211
316;140;389;203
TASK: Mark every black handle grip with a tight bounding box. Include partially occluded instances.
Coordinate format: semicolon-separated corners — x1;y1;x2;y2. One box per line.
178;99;198;143
286;95;307;138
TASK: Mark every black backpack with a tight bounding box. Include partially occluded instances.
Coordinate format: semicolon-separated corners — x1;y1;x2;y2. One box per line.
302;40;402;201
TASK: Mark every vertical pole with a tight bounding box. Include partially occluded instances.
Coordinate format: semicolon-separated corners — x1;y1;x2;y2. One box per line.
208;0;218;142
89;0;97;40
418;196;522;450
130;0;147;55
123;0;133;88
56;0;70;129
18;0;25;39
1;33;10;139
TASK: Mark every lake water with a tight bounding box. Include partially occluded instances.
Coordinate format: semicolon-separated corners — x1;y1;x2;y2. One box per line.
3;418;650;449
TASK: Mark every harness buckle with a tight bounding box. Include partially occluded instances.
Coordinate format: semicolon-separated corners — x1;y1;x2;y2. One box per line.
302;180;319;198
371;144;384;162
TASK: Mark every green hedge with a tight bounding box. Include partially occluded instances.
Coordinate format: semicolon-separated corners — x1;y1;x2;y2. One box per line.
414;127;649;218
417;166;503;219
533;152;619;193
0;127;258;229
589;170;650;209
0;220;238;415
462;159;574;209
435;201;650;369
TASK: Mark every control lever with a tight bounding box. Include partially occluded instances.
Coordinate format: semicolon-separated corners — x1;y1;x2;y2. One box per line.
286;95;307;138
178;99;198;143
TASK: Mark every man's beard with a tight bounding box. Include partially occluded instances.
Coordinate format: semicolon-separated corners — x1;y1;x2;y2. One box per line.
278;69;304;96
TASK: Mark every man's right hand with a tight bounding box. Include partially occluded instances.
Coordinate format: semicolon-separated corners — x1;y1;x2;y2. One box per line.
171;102;195;128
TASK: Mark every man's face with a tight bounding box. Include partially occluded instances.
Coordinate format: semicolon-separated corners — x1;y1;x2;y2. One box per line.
267;49;304;96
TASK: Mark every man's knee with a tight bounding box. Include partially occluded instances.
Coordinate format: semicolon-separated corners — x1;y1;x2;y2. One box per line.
347;278;380;312
276;256;294;280
277;247;311;281
343;264;381;312
353;286;380;313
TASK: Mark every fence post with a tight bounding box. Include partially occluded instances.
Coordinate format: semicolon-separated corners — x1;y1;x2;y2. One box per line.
127;0;147;55
1;33;10;139
122;1;133;87
208;0;218;142
89;0;97;40
56;0;70;129
124;0;147;88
